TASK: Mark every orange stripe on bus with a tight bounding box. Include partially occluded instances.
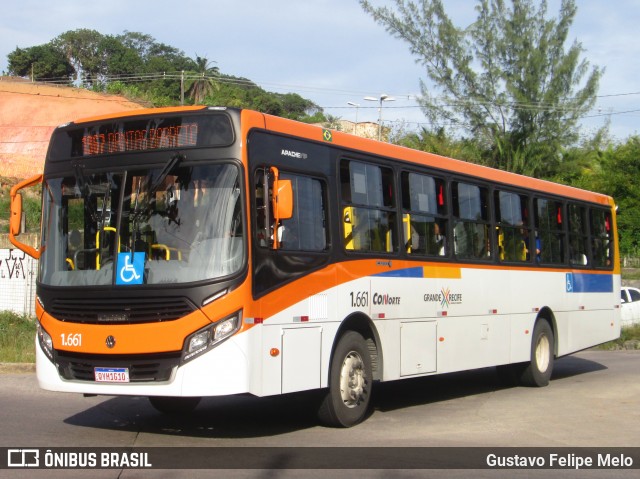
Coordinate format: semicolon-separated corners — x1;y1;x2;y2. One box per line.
423;265;462;279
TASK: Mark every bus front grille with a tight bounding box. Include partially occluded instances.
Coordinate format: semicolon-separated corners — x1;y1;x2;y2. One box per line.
49;297;197;324
55;352;181;382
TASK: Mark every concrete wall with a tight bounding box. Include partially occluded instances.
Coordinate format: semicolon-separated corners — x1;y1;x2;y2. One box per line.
0;249;37;316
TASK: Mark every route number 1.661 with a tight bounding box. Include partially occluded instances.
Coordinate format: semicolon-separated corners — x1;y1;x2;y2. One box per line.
350;291;369;308
61;333;82;347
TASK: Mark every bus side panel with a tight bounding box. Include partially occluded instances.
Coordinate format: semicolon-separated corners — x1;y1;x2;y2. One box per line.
508;269;565;363
251;265;620;398
427;267;509;374
564;272;621;353
258;287;342;397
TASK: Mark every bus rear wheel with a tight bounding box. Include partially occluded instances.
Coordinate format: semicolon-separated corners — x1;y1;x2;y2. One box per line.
148;396;201;414
520;319;554;387
318;331;372;427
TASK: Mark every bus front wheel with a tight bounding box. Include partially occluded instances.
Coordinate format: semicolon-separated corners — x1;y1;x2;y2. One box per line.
148;396;201;414
521;319;554;387
318;331;373;427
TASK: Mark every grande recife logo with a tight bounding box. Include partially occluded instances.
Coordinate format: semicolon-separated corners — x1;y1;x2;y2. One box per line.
423;287;463;308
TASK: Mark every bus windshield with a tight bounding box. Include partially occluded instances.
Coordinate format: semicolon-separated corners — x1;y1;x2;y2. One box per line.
39;162;244;287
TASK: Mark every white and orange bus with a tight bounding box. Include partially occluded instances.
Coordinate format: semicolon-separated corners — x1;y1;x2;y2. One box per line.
10;106;620;427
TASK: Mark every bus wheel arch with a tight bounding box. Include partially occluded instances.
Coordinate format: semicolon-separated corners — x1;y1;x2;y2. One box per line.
317;313;380;427
334;313;382;381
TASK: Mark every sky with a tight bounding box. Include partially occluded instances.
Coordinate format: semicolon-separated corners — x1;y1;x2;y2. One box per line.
1;0;640;141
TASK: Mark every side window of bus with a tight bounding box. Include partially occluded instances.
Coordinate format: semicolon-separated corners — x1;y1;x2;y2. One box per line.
590;208;613;268
495;190;530;263
568;203;589;266
278;173;328;252
401;172;447;256
452;181;491;260
341;160;396;253
534;198;565;264
254;170;327;252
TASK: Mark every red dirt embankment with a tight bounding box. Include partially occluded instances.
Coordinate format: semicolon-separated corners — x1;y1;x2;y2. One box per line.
0;78;144;179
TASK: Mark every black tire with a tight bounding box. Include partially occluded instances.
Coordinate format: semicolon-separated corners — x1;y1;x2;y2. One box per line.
520;319;554;387
318;331;373;427
148;396;201;414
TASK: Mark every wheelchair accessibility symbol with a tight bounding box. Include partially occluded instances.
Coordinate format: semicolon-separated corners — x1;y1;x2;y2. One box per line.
566;273;574;293
116;252;145;285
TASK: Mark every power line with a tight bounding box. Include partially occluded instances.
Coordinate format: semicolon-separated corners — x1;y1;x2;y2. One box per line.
10;71;640;120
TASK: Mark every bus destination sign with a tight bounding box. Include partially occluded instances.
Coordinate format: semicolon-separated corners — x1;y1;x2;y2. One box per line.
82;123;198;156
48;113;234;160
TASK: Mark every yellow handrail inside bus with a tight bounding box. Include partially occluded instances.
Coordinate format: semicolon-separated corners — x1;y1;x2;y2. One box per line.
403;213;412;253
96;227;120;269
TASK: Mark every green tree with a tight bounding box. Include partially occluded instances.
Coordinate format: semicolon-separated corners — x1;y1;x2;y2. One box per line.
186;56;219;104
4;29;327;117
140;39;195;103
98;35;143;79
587;137;640;257
7;44;74;82
53;29;105;86
360;0;602;177
116;31;157;60
278;93;323;121
398;127;484;164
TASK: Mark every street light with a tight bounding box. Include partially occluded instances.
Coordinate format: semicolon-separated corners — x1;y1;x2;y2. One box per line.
347;102;360;135
364;94;395;141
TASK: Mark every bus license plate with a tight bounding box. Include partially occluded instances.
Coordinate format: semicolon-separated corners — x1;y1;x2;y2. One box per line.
94;367;130;383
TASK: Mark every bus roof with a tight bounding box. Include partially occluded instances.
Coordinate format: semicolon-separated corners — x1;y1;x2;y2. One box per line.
61;106;613;207
261;113;614;207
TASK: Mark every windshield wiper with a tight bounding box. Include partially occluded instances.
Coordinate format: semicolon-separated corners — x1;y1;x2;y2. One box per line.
150;153;184;196
73;163;99;223
129;154;184;253
99;173;113;228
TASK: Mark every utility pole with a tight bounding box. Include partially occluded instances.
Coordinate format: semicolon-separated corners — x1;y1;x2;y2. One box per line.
180;70;184;106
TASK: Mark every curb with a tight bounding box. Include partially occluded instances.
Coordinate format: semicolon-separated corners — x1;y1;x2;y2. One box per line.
0;363;35;373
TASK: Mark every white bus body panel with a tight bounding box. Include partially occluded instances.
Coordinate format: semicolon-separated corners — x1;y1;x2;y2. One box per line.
36;329;256;397
36;265;620;399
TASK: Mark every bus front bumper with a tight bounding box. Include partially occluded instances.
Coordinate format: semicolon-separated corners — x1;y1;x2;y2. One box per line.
35;333;252;398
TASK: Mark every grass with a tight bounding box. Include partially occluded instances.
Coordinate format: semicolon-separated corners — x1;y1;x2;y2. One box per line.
0;311;36;363
598;323;640;350
622;268;640;281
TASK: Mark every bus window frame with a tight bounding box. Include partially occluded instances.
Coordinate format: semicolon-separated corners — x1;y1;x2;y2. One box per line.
400;168;449;259
340;158;398;255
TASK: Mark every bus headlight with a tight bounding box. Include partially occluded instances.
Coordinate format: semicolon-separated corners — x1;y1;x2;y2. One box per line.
214;316;238;342
37;322;54;361
188;329;211;353
182;311;241;364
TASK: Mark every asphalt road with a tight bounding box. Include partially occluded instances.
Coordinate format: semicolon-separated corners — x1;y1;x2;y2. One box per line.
0;350;639;478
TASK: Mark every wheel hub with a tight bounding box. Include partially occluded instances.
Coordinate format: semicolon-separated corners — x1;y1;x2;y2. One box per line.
535;334;550;373
339;351;366;408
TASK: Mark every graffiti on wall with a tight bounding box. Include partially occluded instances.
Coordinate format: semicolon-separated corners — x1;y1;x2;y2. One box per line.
0;249;28;280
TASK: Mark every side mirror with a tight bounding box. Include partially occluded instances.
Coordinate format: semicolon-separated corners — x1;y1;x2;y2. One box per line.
269;167;293;250
9;174;43;259
10;192;23;236
273;179;293;221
